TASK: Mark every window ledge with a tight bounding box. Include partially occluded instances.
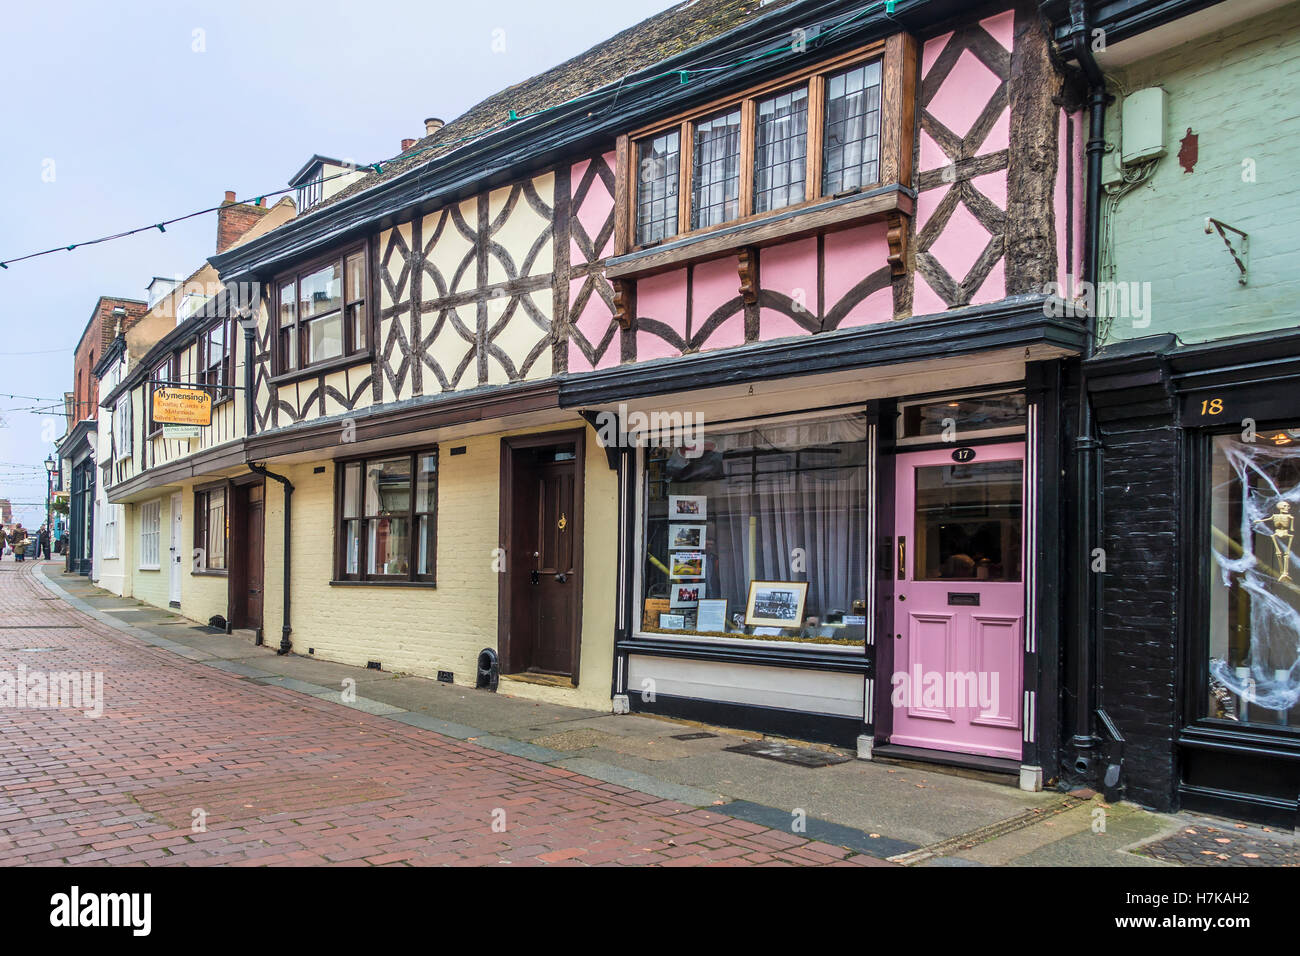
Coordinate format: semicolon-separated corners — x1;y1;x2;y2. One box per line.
268;352;373;387
191;570;228;577
607;183;914;281
329;579;437;589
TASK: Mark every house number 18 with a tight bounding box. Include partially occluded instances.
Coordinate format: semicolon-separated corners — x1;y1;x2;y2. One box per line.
1200;398;1224;416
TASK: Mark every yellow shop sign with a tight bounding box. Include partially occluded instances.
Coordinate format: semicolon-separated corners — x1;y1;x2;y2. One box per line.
152;386;212;426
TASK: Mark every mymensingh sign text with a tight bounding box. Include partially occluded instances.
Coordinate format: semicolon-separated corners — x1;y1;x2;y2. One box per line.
152;386;212;426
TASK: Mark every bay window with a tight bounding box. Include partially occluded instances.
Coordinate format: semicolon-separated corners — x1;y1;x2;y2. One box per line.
639;413;868;645
275;244;369;375
630;46;890;248
336;448;437;584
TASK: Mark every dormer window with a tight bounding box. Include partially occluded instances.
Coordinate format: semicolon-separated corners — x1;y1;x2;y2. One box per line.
296;173;324;212
626;42;902;251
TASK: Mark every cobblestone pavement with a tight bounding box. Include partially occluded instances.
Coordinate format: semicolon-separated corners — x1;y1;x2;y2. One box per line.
0;562;889;867
1132;817;1300;867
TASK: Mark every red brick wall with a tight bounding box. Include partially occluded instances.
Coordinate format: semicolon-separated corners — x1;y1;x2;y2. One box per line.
70;297;147;425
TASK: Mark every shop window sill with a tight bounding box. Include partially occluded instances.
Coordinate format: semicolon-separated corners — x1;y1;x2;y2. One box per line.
329;579;437;589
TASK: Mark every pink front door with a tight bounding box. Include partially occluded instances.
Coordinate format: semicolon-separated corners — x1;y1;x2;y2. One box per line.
890;443;1025;760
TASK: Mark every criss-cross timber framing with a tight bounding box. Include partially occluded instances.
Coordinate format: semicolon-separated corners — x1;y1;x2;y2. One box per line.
914;19;1012;308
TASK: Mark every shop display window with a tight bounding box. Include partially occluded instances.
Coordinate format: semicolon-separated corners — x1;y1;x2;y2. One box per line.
1207;427;1300;727
640;413;868;645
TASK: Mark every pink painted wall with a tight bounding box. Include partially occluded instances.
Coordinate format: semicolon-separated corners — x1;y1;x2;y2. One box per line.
567;151;620;373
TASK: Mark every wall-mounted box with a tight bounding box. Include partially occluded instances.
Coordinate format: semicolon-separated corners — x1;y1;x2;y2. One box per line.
1121;87;1168;165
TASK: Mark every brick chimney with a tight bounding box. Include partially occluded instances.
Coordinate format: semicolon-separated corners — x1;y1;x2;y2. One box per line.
216;190;268;254
401;138;417;151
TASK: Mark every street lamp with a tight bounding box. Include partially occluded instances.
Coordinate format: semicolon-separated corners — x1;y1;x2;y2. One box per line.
44;454;55;561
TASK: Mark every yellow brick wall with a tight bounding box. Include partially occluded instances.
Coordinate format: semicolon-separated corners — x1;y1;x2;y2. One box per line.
259;422;616;710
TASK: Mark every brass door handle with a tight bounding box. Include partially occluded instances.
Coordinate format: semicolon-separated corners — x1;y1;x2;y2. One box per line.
898;536;906;580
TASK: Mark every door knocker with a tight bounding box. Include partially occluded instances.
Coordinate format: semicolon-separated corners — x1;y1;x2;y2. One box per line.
557;513;568;532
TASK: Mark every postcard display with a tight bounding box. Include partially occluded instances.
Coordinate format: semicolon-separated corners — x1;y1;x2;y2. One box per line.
641;415;870;645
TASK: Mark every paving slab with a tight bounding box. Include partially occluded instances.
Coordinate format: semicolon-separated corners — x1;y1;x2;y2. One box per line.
469;734;567;763
204;660;278;679
387;712;482;739
309;690;407;715
550;757;724;807
247;653;396;686
251;675;337;696
357;676;604;731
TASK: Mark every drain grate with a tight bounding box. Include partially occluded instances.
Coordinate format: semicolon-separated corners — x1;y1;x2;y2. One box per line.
724;740;851;767
671;732;718;741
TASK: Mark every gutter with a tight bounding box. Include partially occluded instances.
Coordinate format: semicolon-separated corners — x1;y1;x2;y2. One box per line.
247;462;294;655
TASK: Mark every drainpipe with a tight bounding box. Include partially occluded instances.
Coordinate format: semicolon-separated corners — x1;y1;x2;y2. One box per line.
247;461;293;655
239;313;256;439
1063;0;1110;785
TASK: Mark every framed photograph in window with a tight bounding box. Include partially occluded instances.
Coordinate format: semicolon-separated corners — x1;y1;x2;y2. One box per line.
670;583;703;608
668;494;707;519
745;580;808;627
669;523;706;550
670;551;706;580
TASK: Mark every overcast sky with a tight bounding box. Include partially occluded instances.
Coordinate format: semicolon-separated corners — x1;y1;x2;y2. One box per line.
0;0;675;526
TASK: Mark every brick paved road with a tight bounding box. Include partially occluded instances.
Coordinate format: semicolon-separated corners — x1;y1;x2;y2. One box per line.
0;563;886;867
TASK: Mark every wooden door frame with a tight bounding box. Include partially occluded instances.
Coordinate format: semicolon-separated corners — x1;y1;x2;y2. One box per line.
226;473;266;635
497;429;586;681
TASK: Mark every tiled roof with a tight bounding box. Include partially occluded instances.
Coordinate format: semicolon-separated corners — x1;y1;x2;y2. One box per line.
308;0;801;215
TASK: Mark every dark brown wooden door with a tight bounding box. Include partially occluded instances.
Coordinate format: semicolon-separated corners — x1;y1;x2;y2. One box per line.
505;443;581;677
232;482;265;630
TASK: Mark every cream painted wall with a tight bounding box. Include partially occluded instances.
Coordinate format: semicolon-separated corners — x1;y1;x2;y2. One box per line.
257;421;617;710
131;493;172;611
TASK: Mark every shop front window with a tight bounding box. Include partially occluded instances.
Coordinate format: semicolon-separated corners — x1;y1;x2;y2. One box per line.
1208;427;1300;727
640;414;868;645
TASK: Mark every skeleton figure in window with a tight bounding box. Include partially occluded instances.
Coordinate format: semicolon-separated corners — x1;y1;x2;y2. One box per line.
1254;500;1295;582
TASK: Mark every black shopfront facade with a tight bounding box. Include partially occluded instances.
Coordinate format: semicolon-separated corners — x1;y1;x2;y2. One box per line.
1088;329;1300;826
60;418;97;576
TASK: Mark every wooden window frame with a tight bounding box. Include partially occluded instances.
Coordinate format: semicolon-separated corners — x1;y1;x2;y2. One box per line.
193;482;228;575
624;37;916;252
332;446;438;587
147;353;178;437
272;240;373;379
139;499;161;570
196;318;233;404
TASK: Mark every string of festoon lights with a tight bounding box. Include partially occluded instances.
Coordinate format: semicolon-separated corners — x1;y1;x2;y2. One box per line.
0;0;895;271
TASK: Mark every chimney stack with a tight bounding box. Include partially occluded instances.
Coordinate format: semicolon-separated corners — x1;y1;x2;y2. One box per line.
401;138;417;151
425;117;445;136
216;189;265;255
